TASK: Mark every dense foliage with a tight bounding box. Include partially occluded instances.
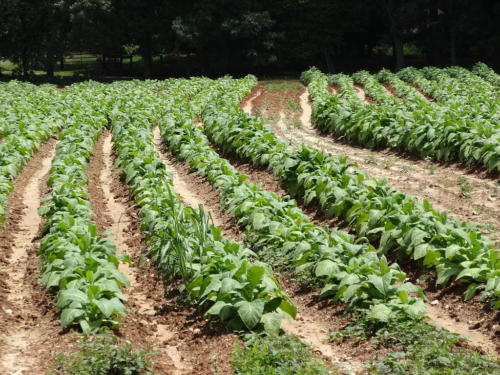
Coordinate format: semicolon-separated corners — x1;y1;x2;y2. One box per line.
204;72;499;308
110;78;296;333
0;82;62;222
302;67;500;172
1;1;499;76
38;82;129;333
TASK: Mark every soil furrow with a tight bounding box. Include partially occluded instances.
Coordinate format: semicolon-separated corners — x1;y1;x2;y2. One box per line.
251;87;499;243
242;86;499;355
87;130;239;375
354;84;376;104
152;126;366;372
0;137;69;374
213;131;499;355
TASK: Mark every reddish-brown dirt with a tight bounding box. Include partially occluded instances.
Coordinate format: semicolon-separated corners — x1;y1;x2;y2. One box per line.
0;137;76;374
241;84;500;356
410;83;437;102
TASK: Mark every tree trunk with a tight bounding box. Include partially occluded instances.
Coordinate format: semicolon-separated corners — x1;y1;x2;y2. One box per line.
130;55;133;69
59;56;64;70
45;52;55;78
382;0;405;70
101;54;106;75
321;48;335;73
21;52;29;77
392;35;405;70
142;46;153;78
449;0;456;64
46;62;54;78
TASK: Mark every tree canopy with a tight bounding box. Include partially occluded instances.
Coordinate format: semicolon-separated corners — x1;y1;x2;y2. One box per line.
0;0;498;77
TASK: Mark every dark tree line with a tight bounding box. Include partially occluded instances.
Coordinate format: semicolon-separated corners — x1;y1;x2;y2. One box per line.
1;0;498;77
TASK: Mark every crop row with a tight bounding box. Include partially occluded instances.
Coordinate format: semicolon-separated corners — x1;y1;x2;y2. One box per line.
0;83;63;223
38;82;129;333
303;67;500;172
201;80;499;308
398;66;499;125
157;77;426;323
472;62;500;86
109;77;296;333
0;81;59;138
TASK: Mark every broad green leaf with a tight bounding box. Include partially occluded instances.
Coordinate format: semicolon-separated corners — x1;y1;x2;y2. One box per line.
315;259;336;277
247;265;266;286
236;300;265;330
60;308;84;327
261;312;281;335
367;304;392;322
279;299;297;319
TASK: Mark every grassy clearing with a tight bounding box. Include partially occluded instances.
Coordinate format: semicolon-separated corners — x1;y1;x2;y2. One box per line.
265;81;303;91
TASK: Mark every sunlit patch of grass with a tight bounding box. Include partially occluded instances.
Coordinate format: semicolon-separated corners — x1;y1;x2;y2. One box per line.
265;81;303;91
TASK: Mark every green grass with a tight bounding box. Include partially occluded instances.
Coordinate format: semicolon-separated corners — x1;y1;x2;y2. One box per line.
265;81;303;91
45;335;158;375
232;334;334;375
330;315;499;375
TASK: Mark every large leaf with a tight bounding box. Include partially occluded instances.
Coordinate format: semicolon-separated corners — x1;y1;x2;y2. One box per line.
236;300;265;330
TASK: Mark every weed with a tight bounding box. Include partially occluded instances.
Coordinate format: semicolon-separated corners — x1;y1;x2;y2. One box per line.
458;177;473;198
426;164;437;174
286;99;301;112
400;164;412;173
46;335;158;375
330;315;499;375
381;156;397;169
265;81;303;91
286;119;302;129
232;334;331;375
364;155;378;165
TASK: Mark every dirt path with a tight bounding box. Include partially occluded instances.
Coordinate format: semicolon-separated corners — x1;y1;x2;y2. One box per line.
281;283;366;374
248;87;499;244
427;304;498;355
84;130;237;374
354;85;375;104
0;138;71;374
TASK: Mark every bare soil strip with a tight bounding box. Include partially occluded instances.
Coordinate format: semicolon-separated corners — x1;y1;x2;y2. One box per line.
251;87;500;244
0;138;71;374
242;87;499;355
86;130;239;375
152;126;363;371
410;83;436;101
152;127;241;241
354;85;376;104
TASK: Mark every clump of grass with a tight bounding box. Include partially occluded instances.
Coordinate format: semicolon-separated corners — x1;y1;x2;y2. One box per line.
400;163;412;173
364;155;378;165
458;176;473;198
46;335;158;375
232;334;331;375
381;156;397;169
286;119;302;129
426;163;438;174
286;99;301;112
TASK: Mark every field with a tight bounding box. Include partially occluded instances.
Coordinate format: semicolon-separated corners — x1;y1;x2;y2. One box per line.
0;63;499;374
